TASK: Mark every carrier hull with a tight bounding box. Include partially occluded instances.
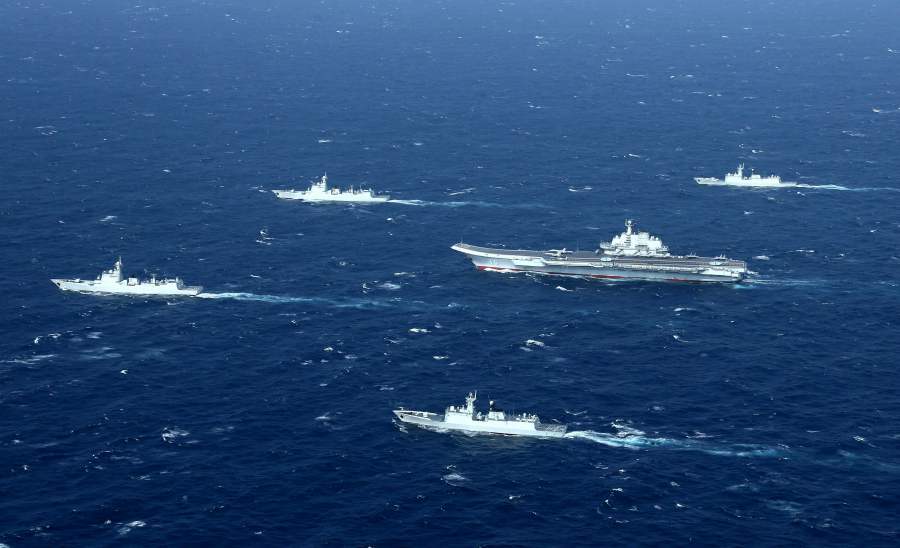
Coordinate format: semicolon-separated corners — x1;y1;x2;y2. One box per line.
452;244;746;283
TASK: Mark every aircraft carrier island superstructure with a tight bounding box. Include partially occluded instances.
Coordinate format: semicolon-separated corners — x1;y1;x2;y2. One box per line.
451;220;748;283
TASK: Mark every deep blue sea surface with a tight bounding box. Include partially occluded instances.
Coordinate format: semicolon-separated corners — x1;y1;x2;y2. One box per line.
2;0;900;545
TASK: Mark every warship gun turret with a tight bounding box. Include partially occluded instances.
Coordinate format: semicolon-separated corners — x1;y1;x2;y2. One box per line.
51;258;202;296
272;174;390;203
451;220;748;283
393;392;567;438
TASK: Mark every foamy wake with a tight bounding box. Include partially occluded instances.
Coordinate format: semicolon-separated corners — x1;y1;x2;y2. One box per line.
740;277;826;288
793;183;900;192
194;292;393;309
565;424;783;458
742;278;896;292
397;419;782;458
388;199;545;208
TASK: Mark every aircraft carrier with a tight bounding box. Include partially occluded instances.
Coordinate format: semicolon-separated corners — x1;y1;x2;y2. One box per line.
451;220;748;283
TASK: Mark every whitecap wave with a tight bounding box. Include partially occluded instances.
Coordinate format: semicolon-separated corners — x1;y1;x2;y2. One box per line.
447;187;475;196
116;520;146;536
35;125;58;135
442;472;470;486
1;353;57;365
33;332;62;345
161;427;189;443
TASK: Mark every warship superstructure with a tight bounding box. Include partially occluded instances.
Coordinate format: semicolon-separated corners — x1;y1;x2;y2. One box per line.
393;392;567;438
695;164;784;187
51;258;202;296
452;220;748;283
272;174;389;203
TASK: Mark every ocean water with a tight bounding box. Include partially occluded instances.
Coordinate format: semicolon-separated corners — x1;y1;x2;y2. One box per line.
2;0;899;545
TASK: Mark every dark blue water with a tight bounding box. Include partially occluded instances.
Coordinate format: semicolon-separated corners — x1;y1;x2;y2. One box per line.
2;0;899;545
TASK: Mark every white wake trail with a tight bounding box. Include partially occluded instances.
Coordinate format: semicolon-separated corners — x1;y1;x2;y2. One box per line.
565;429;783;458
793;183;900;192
388;199;546;209
194;292;394;309
739;277;827;288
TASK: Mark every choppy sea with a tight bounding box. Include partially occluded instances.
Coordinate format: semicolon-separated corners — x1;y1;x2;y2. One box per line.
2;1;899;545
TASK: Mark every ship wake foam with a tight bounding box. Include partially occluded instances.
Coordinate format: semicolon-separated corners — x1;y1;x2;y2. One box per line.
742;277;827;288
388;199;544;209
193;292;394;309
792;183;900;192
565;427;783;458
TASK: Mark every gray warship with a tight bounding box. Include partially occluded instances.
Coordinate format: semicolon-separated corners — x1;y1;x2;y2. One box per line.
451;220;748;283
51;258;202;296
393;392;567;438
